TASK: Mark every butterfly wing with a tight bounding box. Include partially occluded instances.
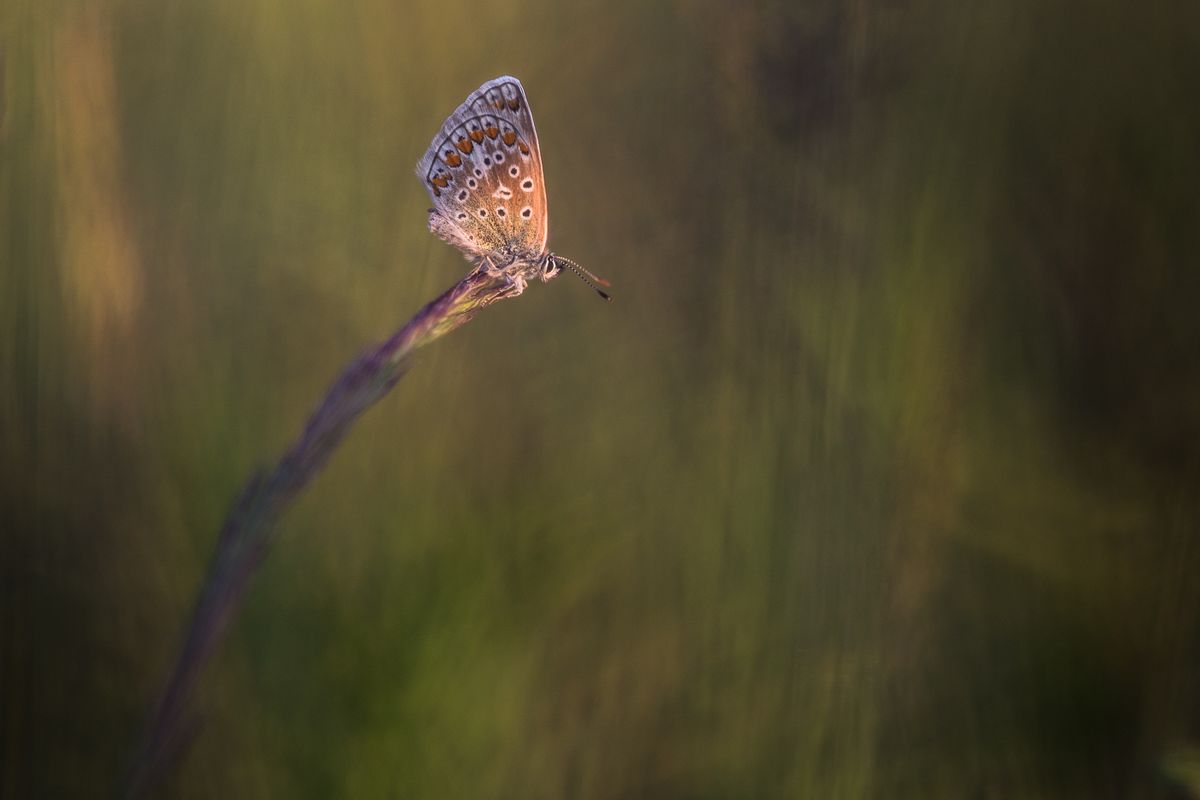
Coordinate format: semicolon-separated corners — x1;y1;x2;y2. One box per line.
416;76;549;262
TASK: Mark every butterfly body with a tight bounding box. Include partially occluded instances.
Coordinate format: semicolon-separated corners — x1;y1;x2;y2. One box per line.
417;76;561;296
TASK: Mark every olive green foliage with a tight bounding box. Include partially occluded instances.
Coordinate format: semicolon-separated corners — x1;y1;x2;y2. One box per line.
2;0;1198;797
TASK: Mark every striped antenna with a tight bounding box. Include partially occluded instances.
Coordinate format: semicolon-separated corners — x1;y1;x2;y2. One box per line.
554;255;612;302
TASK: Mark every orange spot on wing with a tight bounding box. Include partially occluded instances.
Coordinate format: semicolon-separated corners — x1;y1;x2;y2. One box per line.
455;138;473;154
443;152;462;167
502;131;517;146
431;175;449;188
518;140;531;156
507;98;520;111
493;99;504;110
485;124;499;139
469;129;484;143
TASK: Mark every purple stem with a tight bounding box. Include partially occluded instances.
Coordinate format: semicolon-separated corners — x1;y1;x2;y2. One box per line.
126;266;518;797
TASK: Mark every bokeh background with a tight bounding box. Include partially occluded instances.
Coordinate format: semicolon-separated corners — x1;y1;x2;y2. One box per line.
4;0;1200;796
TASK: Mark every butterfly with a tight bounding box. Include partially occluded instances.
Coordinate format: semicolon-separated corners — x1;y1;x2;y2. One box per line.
416;76;610;300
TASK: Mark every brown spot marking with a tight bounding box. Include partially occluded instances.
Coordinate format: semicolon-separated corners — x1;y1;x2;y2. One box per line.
431;175;449;188
502;131;517;146
518;140;531;156
428;180;441;197
493;99;504;110
507;98;520;111
455;138;473;154
469;129;484;143
485;124;499;139
443;152;462;168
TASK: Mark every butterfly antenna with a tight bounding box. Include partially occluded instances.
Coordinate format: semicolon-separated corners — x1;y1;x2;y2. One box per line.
556;256;611;288
555;256;612;301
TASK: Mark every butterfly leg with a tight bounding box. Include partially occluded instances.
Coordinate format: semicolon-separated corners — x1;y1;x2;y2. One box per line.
477;256;528;297
504;272;527;298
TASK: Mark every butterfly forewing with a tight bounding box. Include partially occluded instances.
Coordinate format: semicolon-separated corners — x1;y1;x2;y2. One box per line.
417;77;548;262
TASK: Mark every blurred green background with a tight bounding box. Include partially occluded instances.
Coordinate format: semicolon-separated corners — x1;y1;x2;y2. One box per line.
4;0;1200;796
